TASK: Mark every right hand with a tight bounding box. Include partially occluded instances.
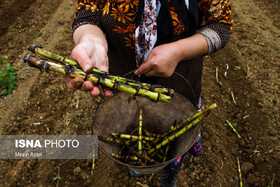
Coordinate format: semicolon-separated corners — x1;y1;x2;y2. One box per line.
66;40;112;97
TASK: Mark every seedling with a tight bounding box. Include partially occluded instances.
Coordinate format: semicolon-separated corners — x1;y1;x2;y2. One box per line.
0;56;17;96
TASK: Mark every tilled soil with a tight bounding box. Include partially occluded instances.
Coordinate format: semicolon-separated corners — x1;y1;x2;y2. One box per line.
0;0;279;186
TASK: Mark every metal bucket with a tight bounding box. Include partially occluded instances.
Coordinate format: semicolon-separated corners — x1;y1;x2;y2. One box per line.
92;92;200;174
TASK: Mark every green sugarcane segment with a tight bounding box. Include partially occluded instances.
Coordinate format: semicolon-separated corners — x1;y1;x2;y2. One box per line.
156;153;163;160
111;133;154;141
163;145;170;162
28;45;175;96
142;140;152;148
132;150;157;164
98;136;123;144
148;109;212;155
112;153;138;161
24;55;171;102
143;129;159;138
28;45;79;66
152;103;217;144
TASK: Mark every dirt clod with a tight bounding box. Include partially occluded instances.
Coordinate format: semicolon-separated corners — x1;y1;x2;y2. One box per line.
241;162;254;174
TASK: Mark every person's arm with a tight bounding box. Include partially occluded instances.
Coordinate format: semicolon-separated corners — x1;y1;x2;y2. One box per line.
135;0;233;78
134;33;208;77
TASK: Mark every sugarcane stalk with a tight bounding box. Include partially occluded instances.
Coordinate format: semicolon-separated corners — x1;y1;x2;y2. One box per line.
98;136;123;144
143;129;159;138
148;108;213;155
111;133;154;141
226;120;241;138
91;148;96;175
132;150;157;164
231;91;237;105
156;153;163;160
28;45;174;96
138;108;143;155
152;103;217;144
24;54;171;102
162;145;170;162
142;140;152;148
112;153;138;161
28;45;78;66
237;157;243;187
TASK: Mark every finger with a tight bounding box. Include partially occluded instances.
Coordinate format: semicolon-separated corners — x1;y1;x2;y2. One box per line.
103;89;113;97
90;86;100;96
80;81;94;91
134;62;154;76
71;45;94;73
66;77;84;90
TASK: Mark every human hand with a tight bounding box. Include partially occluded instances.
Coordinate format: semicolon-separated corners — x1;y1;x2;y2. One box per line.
134;43;180;77
66;40;112;97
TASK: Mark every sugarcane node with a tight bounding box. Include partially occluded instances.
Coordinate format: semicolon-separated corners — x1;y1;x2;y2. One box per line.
133;86;140;96
84;73;90;81
113;80;119;89
23;55;43;72
148;85;154;92
23;54;31;63
40;60;51;71
61;56;66;65
156;93;160;102
64;65;75;76
28;45;42;53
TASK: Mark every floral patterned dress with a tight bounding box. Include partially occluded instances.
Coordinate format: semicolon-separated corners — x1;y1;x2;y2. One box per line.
72;0;233;170
73;0;233;107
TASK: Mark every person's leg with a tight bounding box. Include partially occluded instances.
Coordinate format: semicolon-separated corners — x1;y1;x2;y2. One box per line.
160;153;187;187
160;133;202;186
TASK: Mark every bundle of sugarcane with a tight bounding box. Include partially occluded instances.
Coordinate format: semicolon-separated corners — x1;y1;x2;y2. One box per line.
99;103;216;166
23;45;174;102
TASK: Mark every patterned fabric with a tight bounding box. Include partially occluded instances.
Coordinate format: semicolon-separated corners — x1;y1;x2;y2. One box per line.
73;0;233;51
135;0;159;66
167;134;202;170
199;0;233;32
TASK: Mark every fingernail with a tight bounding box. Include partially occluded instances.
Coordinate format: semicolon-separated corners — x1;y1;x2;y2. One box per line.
134;70;139;75
84;64;91;72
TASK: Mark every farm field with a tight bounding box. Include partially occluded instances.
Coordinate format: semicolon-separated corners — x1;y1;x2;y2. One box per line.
0;0;279;186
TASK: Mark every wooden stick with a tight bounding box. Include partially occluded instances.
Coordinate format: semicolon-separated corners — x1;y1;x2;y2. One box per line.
138;108;143;155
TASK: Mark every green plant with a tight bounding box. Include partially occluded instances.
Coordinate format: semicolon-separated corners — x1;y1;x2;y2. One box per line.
0;56;17;96
53;175;61;182
35;28;44;38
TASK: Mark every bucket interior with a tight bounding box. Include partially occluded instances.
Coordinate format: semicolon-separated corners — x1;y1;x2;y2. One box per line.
92;92;200;174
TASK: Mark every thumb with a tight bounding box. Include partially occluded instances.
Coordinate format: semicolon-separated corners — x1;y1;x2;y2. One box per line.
93;50;109;73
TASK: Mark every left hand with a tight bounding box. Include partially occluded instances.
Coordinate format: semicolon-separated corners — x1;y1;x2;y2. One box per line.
134;43;180;77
